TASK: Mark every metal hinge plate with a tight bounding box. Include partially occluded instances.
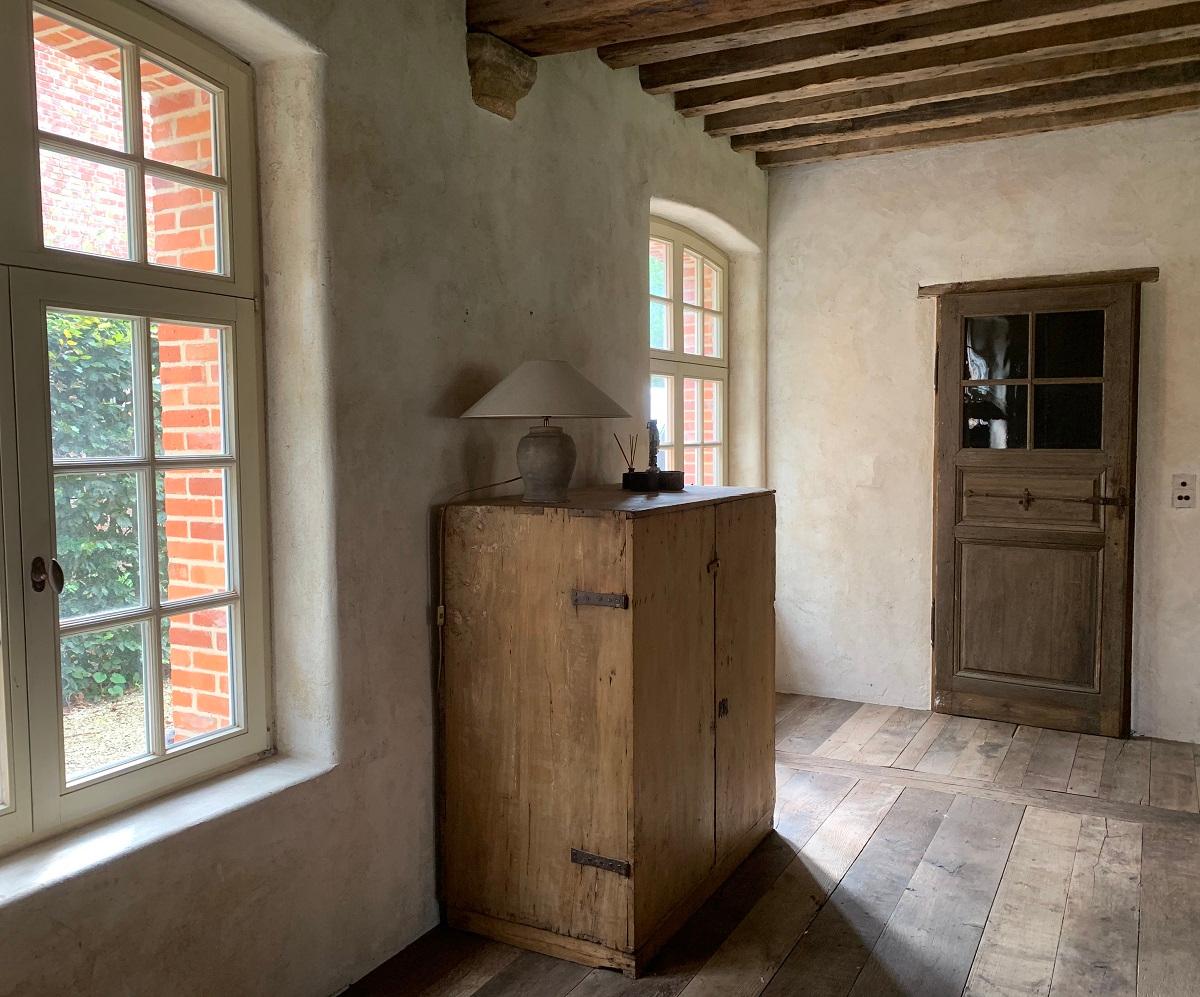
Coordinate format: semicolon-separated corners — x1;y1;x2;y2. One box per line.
571;848;632;877
571;589;629;610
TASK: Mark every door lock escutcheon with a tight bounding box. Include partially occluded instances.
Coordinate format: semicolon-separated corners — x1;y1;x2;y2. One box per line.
30;556;64;595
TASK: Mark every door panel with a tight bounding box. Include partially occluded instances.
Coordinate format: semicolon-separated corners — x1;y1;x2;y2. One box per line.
714;495;776;861
934;282;1140;736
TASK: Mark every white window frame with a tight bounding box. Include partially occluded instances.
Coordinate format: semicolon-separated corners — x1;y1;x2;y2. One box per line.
649;218;730;484
0;0;269;855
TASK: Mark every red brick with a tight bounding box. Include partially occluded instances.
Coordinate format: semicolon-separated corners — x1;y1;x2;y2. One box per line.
187;475;223;496
188;521;225;541
196;693;231;717
171;667;216;692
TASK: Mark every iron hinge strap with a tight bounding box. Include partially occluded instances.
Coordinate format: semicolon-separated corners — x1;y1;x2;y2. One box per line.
570;589;629;610
571;848;632;877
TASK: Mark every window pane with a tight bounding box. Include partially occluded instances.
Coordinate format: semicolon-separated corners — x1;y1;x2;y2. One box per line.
649;239;670;298
649;300;671;351
963;385;1028;449
40;148;132;260
47;310;138;461
158;468;230;602
1034;384;1103;449
701;446;721;486
145;174;222;273
703;314;722;359
683;447;698;486
152;323;228;455
1035;311;1105;379
32;11;126;152
702;379;723;443
650;373;673;446
964;315;1029;380
55;471;145;621
657;447;673;472
703;262;720;310
61;621;149;783
164;605;234;747
683;377;700;444
683;308;701;355
141;58;217;177
682;250;700;306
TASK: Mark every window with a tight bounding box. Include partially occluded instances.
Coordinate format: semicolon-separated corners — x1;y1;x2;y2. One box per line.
0;0;268;853
648;220;729;486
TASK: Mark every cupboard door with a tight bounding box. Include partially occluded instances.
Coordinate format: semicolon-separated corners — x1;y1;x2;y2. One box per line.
715;495;776;858
631;506;715;944
442;506;633;950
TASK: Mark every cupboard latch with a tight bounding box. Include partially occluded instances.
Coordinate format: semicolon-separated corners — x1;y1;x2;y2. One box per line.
571;589;629;610
571;848;632;877
707;558;721;575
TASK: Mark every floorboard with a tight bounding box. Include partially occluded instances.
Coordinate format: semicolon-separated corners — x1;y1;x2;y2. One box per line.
1065;734;1107;798
814;703;897;761
993;726;1040;788
1148;739;1199;813
1137;823;1200;996
1100;738;1150;805
1021;729;1080;792
775;698;862;755
853;707;930;767
914;715;980;775
891;712;949;769
951;720;1016;783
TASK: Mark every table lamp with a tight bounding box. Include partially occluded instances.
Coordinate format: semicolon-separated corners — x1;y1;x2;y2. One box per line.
462;360;630;503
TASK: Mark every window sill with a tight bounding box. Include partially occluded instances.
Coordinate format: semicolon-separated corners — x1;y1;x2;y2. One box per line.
0;753;331;907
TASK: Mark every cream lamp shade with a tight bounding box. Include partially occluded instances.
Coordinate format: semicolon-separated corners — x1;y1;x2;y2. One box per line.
461;360;629;420
461;360;630;503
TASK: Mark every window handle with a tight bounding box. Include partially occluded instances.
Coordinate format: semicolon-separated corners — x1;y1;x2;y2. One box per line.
30;557;64;595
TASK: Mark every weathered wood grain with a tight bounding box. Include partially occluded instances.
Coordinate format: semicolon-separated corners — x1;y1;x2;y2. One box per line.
854;707;931;766
848;795;1025;996
774;769;858;853
891;712;949;768
995;727;1043;787
1148;738;1200;812
1137;822;1200;996
812;702;897;760
471;950;589;997
1100;738;1151;804
678;781;901;997
774;692;815;726
1066;734;1109;797
347;928;520;997
952;720;1017;782
964;807;1081;996
1022;730;1081;792
915;715;982;775
775;696;863;754
761;786;952;997
1049;816;1141;996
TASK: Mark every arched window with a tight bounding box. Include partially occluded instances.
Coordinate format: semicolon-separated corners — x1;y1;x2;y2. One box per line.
0;0;268;852
648;219;730;485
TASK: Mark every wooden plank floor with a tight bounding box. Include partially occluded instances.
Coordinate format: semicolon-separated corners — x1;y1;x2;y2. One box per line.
350;696;1200;997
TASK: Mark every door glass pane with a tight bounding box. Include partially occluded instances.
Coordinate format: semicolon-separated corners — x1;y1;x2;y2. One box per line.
163;605;233;747
682;250;701;306
140;58;218;177
964;315;1029;380
40;148;132;260
649;300;671;351
649;374;673;446
703;262;720;310
32;10;127;152
61;621;149;783
145;175;222;274
55;471;145;621
963;385;1028;449
151;322;228;456
158;468;230;602
1034;384;1103;449
1035;311;1105;378
683;308;701;354
648;239;670;298
47;309;138;461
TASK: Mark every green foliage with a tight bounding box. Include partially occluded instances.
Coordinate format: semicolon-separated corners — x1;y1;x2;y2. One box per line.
49;311;156;704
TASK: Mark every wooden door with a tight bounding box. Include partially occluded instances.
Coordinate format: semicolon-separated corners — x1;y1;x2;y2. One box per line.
933;282;1141;736
715;495;776;860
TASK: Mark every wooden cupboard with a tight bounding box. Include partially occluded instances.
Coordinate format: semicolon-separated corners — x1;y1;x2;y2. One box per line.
440;487;776;976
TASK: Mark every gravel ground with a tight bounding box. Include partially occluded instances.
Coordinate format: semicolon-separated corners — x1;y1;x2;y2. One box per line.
62;686;173;778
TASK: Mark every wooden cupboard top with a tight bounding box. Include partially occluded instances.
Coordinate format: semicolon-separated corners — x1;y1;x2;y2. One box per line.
450;485;774;518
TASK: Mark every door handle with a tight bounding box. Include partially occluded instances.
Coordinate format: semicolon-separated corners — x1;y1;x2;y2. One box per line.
30;556;64;595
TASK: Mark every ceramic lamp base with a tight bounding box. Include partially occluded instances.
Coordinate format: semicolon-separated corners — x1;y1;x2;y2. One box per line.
517;425;576;503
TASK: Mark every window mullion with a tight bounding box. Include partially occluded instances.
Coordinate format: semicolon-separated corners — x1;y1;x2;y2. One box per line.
135;316;165;755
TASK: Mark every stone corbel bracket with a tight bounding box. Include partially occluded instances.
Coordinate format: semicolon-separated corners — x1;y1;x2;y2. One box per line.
467;32;537;120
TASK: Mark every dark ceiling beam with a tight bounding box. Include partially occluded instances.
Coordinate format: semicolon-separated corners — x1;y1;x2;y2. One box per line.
598;0;978;69
705;35;1200;135
642;0;1197;92
733;59;1200;150
465;0;835;56
755;88;1200;165
674;1;1200;115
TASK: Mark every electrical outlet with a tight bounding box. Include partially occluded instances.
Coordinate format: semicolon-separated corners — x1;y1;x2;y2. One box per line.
1173;472;1196;509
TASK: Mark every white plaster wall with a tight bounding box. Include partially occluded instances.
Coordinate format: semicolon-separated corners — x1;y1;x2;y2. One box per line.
0;2;766;995
768;110;1200;741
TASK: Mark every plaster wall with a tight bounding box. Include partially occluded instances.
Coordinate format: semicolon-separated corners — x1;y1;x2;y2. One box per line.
768;110;1200;741
0;1;766;994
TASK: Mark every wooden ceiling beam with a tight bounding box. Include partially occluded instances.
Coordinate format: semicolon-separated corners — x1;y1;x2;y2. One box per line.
465;0;834;56
675;1;1200;115
598;0;978;69
755;88;1200;166
643;0;1197;93
733;60;1200;150
705;36;1200;135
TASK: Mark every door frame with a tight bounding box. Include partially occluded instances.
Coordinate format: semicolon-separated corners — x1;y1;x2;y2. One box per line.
927;270;1156;737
